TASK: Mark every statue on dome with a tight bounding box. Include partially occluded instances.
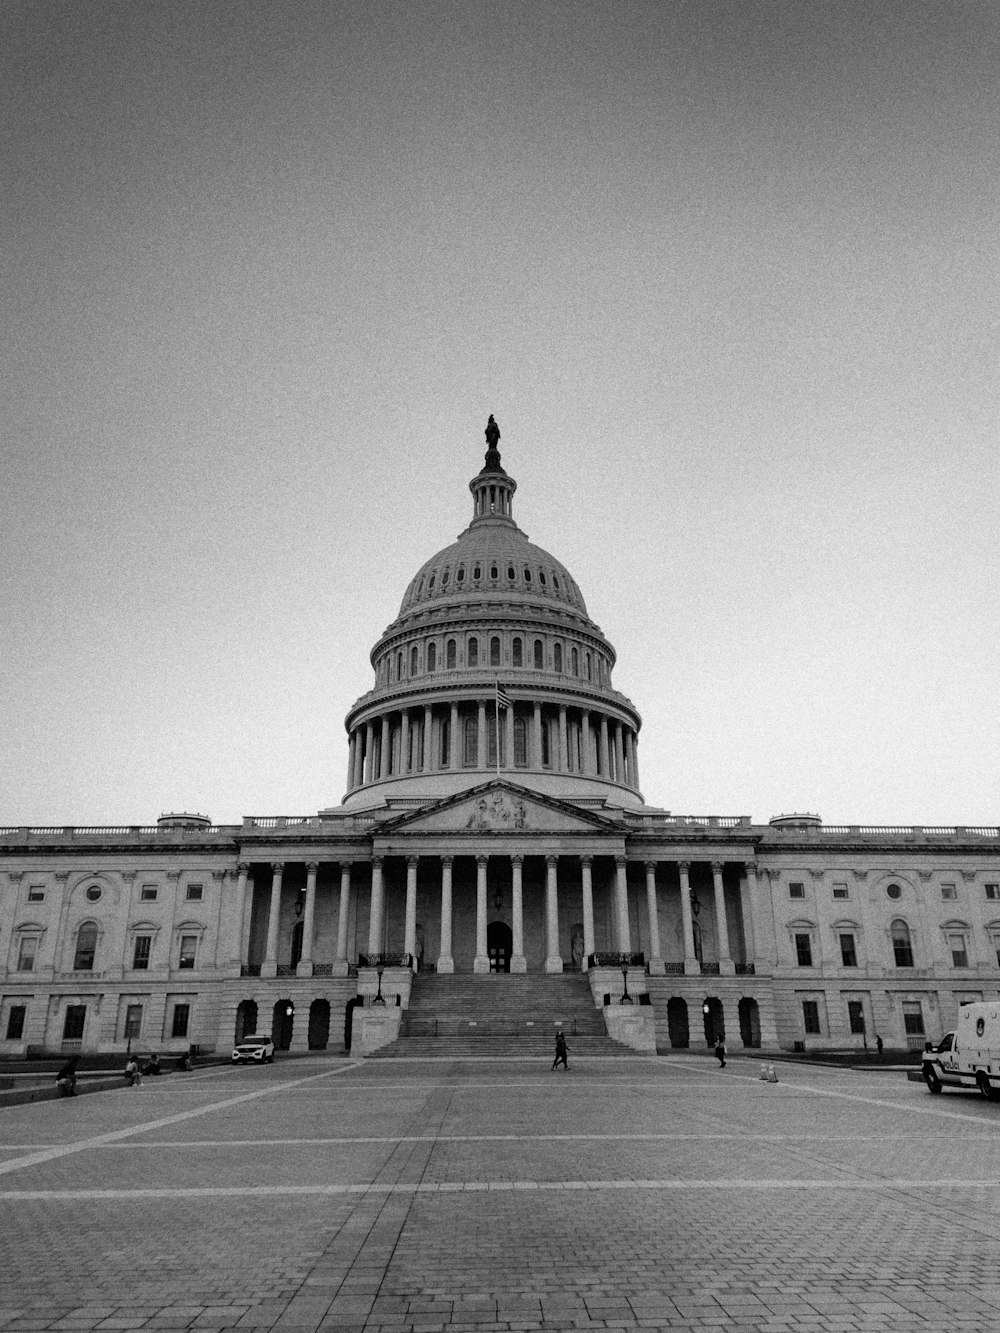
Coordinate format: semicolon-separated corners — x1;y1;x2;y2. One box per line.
485;414;500;450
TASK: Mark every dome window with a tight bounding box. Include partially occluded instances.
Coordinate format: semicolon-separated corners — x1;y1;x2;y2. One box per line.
473;564;481;581
396;652;403;681
554;643;563;673
490;636;501;667
410;646;419;676
490;564;498;581
533;639;544;669
428;572;436;592
524;567;532;583
467;637;479;667
512;637;523;667
456;566;465;584
513;717;527;766
427;642;437;672
446;638;456;669
538;570;546;586
585;652;592;680
571;647;579;676
442;569;450;587
416;577;424;596
552;573;561;591
507;565;515;581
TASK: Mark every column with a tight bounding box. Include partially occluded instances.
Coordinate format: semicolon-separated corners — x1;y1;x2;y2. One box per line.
353;729;365;788
544;855;563;972
399;710;410;775
261;861;283;978
599;715;610;776
297;861;318;976
510;855;526;972
614;857;631;953
347;733;357;791
474;856;489;972
581;855;595;971
558;705;568;772
645;862;664;974
678;861;699;974
334;862;351;975
379;716;391;778
580;710;593;775
626;729;638;789
437;857;454;973
477;701;487;771
712;861;734;974
533;702;543;768
228;863;249;968
367;858;384;956
449;702;459;768
505;700;515;771
742;860;764;967
364;722;375;782
404;857;418;970
423;705;434;771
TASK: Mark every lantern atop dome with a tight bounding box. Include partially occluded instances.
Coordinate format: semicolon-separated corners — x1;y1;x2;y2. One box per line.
470;414;517;525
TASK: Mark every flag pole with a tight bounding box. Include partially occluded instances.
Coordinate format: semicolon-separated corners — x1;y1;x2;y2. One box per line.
494;678;500;780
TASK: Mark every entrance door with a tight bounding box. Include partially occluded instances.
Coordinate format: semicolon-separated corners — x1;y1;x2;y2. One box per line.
487;921;512;973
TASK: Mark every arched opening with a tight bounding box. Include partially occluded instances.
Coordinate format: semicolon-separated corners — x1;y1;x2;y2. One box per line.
512;637;522;667
427;641;436;671
235;999;258;1044
891;919;914;968
490;636;501;666
702;996;724;1047
467;637;479;667
487;921;512;973
738;997;761;1048
667;997;689;1048
410;645;418;675
290;920;304;969
272;999;294;1051
533;639;543;669
308;1000;330;1051
446;639;456;669
73;921;98;971
554;642;562;673
344;996;364;1053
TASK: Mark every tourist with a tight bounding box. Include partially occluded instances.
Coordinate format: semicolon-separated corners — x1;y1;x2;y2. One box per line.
715;1036;727;1067
552;1030;568;1071
55;1057;78;1097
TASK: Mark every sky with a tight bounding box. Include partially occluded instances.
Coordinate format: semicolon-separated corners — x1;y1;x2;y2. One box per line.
2;0;998;828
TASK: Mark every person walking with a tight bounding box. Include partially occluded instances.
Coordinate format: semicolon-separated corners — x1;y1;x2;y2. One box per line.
875;1034;884;1058
714;1035;727;1068
552;1029;568;1071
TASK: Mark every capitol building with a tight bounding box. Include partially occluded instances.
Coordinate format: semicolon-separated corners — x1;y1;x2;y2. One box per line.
2;422;998;1060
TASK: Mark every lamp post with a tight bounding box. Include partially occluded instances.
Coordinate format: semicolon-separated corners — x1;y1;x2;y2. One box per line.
373;959;386;1005
620;956;634;1004
702;999;712;1043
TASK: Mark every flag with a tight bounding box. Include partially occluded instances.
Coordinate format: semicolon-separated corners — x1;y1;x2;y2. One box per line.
495;681;512;711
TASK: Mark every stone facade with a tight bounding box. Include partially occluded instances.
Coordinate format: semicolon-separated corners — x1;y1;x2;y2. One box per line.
2;430;998;1056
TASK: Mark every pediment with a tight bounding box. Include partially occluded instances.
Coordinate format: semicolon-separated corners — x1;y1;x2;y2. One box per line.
380;781;621;836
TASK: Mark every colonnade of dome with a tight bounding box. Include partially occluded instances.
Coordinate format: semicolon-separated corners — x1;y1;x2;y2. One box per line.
342;428;643;809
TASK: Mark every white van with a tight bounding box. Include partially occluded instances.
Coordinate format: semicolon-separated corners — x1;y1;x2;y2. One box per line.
922;1001;1000;1100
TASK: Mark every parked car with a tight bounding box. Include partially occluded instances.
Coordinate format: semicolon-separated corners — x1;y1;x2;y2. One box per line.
231;1035;275;1064
922;1003;1000;1099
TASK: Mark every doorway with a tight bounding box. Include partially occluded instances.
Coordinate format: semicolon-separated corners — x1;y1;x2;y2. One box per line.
702;996;724;1047
487;920;512;972
738;997;761;1048
272;999;294;1050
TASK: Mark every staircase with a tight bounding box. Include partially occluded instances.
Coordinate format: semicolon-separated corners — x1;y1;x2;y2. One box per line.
367;972;639;1058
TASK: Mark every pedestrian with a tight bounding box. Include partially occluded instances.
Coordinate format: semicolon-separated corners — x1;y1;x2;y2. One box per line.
144;1053;161;1076
875;1034;883;1058
124;1055;142;1087
551;1029;568;1071
714;1035;727;1068
55;1056;78;1096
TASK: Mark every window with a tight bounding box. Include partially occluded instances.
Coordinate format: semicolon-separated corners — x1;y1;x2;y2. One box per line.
585;652;591;680
427;572;435;592
802;1000;821;1035
990;931;1000;968
395;652;402;681
539;569;546;586
523;567;531;583
490;564;498;580
62;1005;86;1040
427;641;436;672
941;882;957;901
441;569;449;587
986;884;999;901
513;717;527;766
512;638;522;667
73;922;98;971
17;937;37;972
789;882;805;900
534;640;544;669
507;565;515;581
124;1005;143;1041
571;647;579;675
133;935;152;970
554;643;562;673
847;1000;866;1035
140;884;157;901
832;883;849;900
446;639;456;669
891;920;914;968
839;933;857;967
902;1001;925;1037
552;574;560;591
487;716;504;767
948;932;968;968
178;935;197;970
490;636;501;667
541;720;551;767
463;717;478;766
795;933;813;966
171;1004;190;1039
6;1006;26;1040
439;716;450;766
186;884;203;902
886;883;902;900
467;637;478;667
85;885;102;903
410;646;418;675
472;563;481;581
27;885;44;902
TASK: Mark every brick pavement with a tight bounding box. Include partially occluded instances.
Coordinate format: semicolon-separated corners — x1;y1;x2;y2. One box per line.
1;1056;1000;1331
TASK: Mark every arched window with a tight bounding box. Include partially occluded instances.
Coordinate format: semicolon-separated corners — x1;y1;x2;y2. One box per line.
446;639;456;669
554;643;563;673
507;565;515;581
891;920;914;968
524;567;532;583
585;652;592;680
490;564;499;580
490;636;501;666
441;569;450;587
428;572;436;592
467;637;478;667
539;570;547;586
534;639;544;670
571;647;579;675
410;646;419;675
456;565;465;584
552;574;561;592
473;564;481;581
514;717;527;765
512;637;523;667
427;642;436;672
74;922;98;971
396;652;403;681
464;716;478;765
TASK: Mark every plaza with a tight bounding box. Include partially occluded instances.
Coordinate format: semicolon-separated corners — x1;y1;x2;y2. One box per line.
2;1053;1000;1332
